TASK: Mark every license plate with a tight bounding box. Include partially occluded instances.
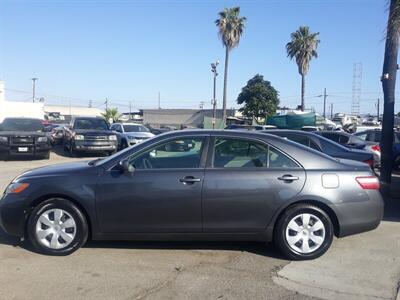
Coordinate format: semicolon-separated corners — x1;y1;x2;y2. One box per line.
18;147;28;152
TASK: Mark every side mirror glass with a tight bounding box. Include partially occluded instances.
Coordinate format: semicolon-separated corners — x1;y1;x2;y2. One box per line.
120;159;134;173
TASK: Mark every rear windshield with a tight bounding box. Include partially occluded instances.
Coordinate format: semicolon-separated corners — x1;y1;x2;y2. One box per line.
73;118;108;130
124;124;149;132
1;118;43;131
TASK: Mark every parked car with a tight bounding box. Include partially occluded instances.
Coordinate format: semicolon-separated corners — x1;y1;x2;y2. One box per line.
301;126;319;132
0;118;51;159
316;131;381;168
50;125;66;145
63;117;118;156
263;130;375;168
0;130;383;260
354;129;400;169
110;123;154;149
225;124;277;130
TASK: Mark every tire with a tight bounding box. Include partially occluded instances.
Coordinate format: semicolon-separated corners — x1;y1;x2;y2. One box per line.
274;204;334;260
42;151;50;160
121;139;128;150
27;198;89;256
69;142;76;157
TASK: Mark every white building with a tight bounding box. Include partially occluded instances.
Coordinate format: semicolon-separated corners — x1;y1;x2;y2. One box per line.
0;80;45;122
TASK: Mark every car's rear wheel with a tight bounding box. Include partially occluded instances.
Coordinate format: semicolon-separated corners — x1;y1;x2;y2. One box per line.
274;204;334;260
27;198;88;256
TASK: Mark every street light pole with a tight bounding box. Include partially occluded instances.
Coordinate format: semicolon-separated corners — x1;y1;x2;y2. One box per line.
211;60;219;129
323;88;327;118
31;78;38;103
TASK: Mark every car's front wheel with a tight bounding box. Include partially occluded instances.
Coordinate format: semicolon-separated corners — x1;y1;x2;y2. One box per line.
27;198;88;256
274;204;334;260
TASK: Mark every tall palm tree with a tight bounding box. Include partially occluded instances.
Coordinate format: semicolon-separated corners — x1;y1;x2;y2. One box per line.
216;7;246;124
286;26;320;111
380;0;400;192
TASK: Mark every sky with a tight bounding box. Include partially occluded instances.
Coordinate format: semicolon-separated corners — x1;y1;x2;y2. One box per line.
0;0;398;115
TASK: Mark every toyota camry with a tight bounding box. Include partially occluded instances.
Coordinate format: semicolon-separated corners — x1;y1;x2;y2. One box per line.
0;130;383;260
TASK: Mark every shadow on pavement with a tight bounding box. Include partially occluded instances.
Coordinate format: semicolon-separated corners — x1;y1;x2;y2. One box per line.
383;173;400;222
51;145;109;159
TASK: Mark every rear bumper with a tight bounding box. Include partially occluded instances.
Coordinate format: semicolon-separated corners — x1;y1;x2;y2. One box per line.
334;191;384;237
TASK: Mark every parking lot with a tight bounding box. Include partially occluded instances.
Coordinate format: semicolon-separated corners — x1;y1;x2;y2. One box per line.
0;148;399;300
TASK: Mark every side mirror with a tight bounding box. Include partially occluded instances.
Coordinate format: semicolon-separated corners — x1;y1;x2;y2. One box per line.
120;159;135;173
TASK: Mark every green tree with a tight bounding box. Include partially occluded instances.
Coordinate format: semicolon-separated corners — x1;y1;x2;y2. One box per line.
215;7;246;124
101;107;121;123
286;26;320;111
380;0;400;190
237;74;279;122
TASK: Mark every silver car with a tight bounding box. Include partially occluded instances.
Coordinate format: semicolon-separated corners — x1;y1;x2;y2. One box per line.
111;123;154;149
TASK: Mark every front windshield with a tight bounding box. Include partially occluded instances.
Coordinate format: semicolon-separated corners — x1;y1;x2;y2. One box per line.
1;118;43;132
124;124;149;133
74;118;108;130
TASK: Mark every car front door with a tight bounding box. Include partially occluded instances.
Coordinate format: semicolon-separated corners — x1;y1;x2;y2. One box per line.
96;135;208;233
202;136;306;233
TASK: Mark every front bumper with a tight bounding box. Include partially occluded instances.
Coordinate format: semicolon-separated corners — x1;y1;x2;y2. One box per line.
0;193;27;238
0;143;51;156
73;141;117;152
334;190;384;237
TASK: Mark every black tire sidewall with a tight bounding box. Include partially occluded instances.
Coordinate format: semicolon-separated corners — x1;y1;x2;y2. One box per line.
27;199;88;256
275;205;334;260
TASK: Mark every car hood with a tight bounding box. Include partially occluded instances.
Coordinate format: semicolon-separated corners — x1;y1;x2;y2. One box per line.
14;161;92;181
0;131;47;137
73;129;114;135
125;132;154;138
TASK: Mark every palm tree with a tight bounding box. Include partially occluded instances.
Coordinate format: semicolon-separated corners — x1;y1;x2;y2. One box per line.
380;0;400;192
286;26;320;111
101;107;121;123
216;7;246;124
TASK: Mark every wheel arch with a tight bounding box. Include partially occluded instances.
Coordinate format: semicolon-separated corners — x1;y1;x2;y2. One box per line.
270;199;340;238
27;194;93;239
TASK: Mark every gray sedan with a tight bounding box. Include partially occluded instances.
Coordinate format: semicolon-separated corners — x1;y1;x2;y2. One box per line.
0;130;383;260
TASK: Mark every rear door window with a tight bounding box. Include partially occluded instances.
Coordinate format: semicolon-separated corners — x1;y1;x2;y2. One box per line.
212;138;299;168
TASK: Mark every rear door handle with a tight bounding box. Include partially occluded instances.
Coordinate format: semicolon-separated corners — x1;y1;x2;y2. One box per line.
179;176;201;184
278;175;299;182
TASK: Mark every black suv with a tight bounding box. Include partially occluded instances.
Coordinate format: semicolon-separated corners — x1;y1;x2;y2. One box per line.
0;118;51;159
63;117;118;156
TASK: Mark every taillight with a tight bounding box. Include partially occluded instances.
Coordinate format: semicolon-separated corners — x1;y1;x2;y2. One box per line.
356;176;380;190
363;159;374;167
371;144;380;152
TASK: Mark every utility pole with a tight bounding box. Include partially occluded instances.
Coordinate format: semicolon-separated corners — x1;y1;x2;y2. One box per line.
105;98;108;110
31;78;38;103
376;98;380;121
158;92;161;109
129;101;132;120
323;88;327;118
211;60;219;129
330;103;333;119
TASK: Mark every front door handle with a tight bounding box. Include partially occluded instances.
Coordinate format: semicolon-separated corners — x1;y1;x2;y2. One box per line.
278;174;299;182
179;176;201;184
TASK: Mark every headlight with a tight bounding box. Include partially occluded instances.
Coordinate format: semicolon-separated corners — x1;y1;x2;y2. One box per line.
74;134;85;140
37;136;48;143
5;182;30;194
109;135;117;141
0;136;7;143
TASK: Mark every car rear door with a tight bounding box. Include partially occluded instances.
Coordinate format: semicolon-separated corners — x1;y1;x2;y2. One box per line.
202;135;306;233
96;135;208;233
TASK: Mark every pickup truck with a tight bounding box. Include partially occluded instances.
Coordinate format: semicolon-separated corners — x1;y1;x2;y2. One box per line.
63;117;118;156
0;117;51;159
